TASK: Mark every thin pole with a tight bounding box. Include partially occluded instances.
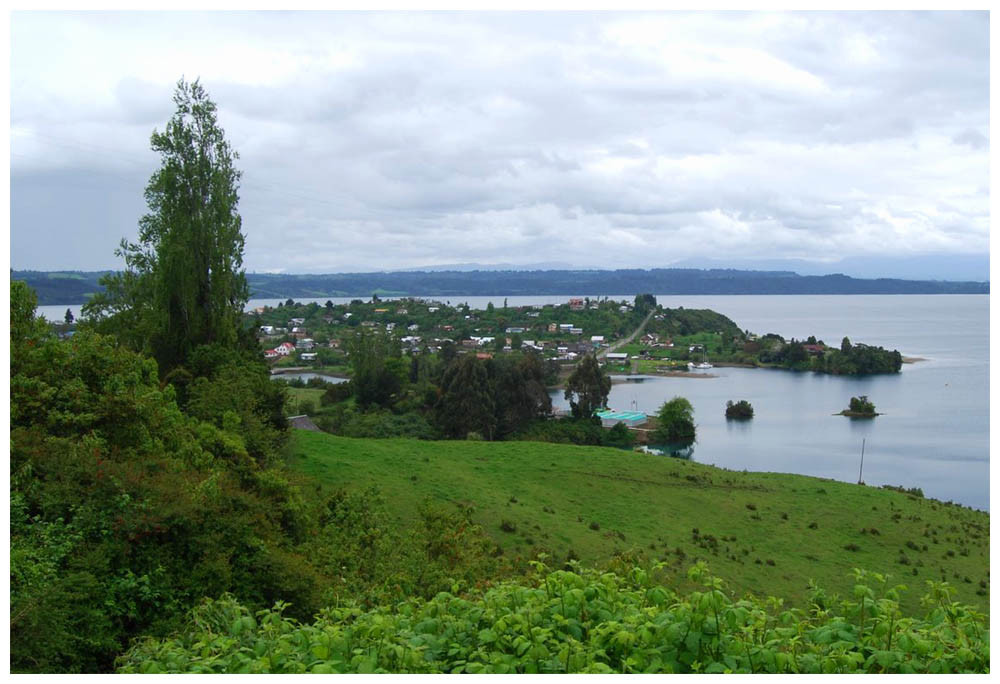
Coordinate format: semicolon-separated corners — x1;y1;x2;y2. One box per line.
858;438;866;484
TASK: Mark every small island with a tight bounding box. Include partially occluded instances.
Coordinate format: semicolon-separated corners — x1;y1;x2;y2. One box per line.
725;399;754;420
838;395;879;418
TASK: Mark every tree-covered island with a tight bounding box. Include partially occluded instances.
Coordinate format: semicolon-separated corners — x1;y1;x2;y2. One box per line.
839;395;880;418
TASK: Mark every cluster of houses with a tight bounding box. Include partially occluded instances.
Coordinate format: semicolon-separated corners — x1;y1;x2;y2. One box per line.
261;318;326;362
258;306;638;365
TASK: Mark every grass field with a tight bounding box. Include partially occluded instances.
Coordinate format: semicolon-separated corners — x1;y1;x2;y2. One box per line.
285;387;326;413
286;430;989;616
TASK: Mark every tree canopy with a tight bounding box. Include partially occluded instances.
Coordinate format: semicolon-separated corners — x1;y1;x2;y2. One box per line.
83;78;249;375
564;354;611;419
653;396;696;444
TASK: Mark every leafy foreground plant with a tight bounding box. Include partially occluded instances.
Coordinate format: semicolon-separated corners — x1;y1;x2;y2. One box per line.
119;562;988;674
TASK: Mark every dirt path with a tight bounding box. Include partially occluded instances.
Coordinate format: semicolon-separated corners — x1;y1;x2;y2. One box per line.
596;309;656;360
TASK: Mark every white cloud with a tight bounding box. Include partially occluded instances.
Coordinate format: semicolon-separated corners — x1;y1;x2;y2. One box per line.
9;10;990;276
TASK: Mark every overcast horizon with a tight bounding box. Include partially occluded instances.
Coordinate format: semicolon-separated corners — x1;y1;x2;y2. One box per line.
10;11;990;280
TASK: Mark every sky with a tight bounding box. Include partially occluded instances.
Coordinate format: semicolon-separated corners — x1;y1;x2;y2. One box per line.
8;10;991;279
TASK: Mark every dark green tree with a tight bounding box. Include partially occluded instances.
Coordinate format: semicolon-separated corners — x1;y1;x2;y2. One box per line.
490;352;552;438
347;329;402;409
564;354;611;418
653;396;696;444
634;293;657;315
83;79;249;376
783;341;809;367
440;340;457;365
435;355;496;439
11;280;50;374
64;308;74;324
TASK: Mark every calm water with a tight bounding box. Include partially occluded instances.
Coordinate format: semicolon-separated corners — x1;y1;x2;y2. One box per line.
40;295;988;510
551;296;989;511
271;372;347;384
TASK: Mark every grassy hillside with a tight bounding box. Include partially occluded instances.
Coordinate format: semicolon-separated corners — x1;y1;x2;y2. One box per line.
287;430;989;616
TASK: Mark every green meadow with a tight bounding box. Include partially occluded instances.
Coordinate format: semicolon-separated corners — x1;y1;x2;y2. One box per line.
288;429;989;617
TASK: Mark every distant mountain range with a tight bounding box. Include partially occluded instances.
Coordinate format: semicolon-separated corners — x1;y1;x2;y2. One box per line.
13;267;989;305
365;254;990;282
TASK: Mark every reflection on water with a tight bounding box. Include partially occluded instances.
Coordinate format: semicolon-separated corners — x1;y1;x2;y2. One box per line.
725;419;752;435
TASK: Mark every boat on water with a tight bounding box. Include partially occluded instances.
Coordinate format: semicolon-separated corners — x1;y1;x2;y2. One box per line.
687;361;714;370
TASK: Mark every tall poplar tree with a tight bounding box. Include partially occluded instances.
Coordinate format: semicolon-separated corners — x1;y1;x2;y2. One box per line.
85;78;249;375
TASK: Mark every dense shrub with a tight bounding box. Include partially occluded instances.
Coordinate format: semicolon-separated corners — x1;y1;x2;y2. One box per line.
314;407;437;440
118;563;989;674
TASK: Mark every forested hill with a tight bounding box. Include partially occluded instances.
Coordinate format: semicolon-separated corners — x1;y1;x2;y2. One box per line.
13;267;989;305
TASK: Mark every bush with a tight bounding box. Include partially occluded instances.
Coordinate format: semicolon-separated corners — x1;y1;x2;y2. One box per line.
118;563;990;674
602;422;636;448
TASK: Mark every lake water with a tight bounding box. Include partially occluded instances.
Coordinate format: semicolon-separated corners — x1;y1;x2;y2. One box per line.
550;296;989;511
39;294;988;510
271;372;347;384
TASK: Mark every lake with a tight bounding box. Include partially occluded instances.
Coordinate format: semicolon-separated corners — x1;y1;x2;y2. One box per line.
271;372;347;384
39;294;988;510
550;295;989;511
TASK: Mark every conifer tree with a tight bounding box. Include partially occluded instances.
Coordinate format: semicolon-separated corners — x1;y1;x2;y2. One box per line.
435;356;496;439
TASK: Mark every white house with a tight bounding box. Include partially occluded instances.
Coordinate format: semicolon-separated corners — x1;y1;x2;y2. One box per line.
264;349;279;359
606;352;628;362
407;324;419;331
591;335;605;344
275;342;295;356
300;352;318;361
298;339;315;350
259;325;275;335
570;327;583;335
428;306;439;313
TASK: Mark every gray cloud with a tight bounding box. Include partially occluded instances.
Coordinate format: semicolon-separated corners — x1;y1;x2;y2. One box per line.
10;10;989;276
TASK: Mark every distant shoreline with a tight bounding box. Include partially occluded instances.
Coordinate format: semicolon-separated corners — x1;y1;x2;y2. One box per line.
16;267;989;306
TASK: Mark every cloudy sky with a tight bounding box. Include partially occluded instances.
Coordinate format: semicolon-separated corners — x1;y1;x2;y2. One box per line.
9;10;990;278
